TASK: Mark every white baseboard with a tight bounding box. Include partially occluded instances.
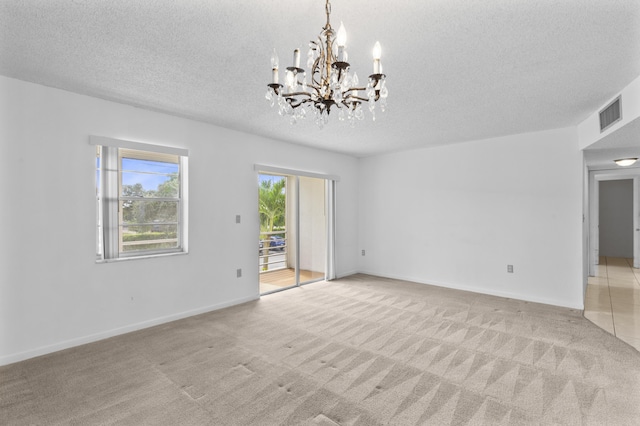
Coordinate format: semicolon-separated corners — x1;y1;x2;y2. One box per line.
1;272;585;367
0;294;259;367
335;269;359;279
356;269;584;310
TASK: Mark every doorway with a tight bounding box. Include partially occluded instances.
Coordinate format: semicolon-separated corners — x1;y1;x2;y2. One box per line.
588;171;640;275
258;172;330;294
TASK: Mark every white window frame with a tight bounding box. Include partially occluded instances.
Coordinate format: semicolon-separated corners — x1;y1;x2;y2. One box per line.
91;136;189;262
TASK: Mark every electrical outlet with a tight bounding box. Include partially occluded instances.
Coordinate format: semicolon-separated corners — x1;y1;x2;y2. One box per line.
507;265;514;273
362;249;366;256
236;215;241;224
237;268;242;278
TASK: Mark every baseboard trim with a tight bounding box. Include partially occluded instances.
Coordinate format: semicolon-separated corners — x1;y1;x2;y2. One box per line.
336;269;359;279
0;294;259;367
356;270;584;310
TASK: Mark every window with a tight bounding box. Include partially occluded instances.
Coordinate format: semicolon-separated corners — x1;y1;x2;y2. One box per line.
92;137;188;261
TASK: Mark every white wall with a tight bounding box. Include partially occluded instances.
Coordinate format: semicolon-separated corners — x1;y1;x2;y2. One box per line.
0;74;591;365
0;76;359;366
358;127;584;309
599;179;634;258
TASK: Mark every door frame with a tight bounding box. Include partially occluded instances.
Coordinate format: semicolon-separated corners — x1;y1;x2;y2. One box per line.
588;168;640;275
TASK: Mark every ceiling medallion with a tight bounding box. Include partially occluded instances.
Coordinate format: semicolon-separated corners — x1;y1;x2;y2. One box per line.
265;0;388;127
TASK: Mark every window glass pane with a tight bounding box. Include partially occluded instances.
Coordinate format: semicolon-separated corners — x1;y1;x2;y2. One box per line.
121;198;179;254
121;224;179;252
121;200;178;226
121;158;179;198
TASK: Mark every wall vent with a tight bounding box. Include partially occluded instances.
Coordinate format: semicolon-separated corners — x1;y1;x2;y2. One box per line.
599;96;622;132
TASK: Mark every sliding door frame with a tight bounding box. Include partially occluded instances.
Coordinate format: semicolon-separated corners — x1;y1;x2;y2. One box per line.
255;164;339;293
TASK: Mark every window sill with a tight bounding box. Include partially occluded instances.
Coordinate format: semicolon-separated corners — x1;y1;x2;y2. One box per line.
96;251;188;264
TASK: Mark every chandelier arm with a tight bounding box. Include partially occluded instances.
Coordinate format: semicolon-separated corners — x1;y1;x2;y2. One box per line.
311;69;321;88
291;97;325;110
344;95;369;102
310;39;324;88
345;95;369;103
282;92;313;99
343;88;373;102
286;99;309;109
339;100;361;110
343;87;367;93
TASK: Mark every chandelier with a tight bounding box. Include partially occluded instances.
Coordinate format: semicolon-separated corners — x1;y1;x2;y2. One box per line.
265;0;388;127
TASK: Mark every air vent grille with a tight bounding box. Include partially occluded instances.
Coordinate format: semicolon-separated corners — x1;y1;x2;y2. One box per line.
599;96;621;132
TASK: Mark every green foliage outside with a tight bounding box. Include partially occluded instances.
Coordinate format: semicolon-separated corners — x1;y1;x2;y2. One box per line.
122;232;177;242
121;174;179;248
259;178;286;233
259;177;286;271
122;242;176;252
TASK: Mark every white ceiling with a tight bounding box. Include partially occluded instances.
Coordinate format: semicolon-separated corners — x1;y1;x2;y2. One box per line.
1;0;639;158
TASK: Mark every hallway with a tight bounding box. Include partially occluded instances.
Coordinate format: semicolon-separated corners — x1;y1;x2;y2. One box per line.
584;257;640;351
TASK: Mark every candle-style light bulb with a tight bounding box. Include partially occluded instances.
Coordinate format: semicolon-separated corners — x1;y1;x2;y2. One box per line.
271;49;279;84
372;41;382;60
293;48;301;69
336;22;347;62
372;41;382;74
337;22;347;47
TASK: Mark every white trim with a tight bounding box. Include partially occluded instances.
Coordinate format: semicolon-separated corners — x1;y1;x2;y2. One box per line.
295;176;301;285
254;164;340;182
634;177;639;268
89;135;189;157
0;294;258;367
326;180;337;280
588;171;599;273
592;167;640;181
356;270;584;310
181;156;189;252
588;167;640;274
96;250;188;264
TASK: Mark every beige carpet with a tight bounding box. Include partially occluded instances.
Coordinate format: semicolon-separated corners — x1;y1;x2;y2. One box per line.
2;274;640;425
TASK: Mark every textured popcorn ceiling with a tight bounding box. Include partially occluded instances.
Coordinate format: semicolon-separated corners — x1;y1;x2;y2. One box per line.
1;0;639;157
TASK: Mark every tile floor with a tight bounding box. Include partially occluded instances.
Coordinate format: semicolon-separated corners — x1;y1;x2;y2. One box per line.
584;256;640;351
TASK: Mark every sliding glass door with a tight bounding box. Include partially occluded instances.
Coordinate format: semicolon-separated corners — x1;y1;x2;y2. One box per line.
258;172;330;294
258;174;294;292
298;176;326;285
